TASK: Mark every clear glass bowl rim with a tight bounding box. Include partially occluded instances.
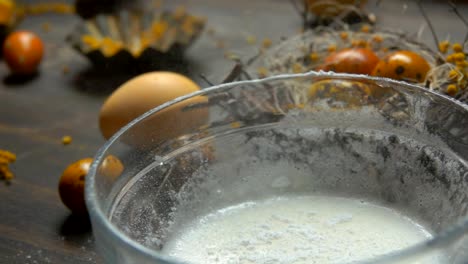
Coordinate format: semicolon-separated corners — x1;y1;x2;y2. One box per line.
85;71;468;264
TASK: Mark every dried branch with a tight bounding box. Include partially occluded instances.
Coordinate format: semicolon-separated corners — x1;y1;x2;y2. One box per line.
199;74;214;86
222;63;243;83
246;51;262;66
289;0;302;15
290;0;310;29
447;0;468;45
416;0;439;49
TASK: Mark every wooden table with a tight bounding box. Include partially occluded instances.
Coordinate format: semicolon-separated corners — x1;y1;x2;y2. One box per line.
0;1;466;263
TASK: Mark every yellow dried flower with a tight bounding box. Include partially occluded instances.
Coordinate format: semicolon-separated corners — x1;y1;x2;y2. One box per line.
262;38;272;49
372;35;383;43
446;54;455;63
452;43;463;53
446;84;458;96
453;52;466;62
246;35;256;45
438;40;450;53
292;63;303;73
257;67;268;78
327;44;336;52
309;52;319;61
339;32;348;40
449;69;459;79
360;24;371;33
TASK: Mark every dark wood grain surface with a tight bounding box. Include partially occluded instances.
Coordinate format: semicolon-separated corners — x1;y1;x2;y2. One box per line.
0;1;467;263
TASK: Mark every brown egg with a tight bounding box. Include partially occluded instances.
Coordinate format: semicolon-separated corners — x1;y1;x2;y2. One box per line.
99;72;208;147
58;158;93;215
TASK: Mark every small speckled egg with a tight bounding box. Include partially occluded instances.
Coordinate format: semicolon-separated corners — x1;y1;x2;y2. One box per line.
372;50;431;83
318;48;380;75
58;158;92;215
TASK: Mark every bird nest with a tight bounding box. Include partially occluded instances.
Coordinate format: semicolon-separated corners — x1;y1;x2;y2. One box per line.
250;25;468;104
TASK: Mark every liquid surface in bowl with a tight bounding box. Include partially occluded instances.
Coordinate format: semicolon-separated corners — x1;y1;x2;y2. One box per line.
162;195;435;264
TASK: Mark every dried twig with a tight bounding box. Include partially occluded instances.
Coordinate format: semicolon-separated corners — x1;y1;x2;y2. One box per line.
290;0;310;29
447;0;468;45
222;63;243;83
246;51;262;66
289;0;302;15
199;74;214;86
416;0;439;50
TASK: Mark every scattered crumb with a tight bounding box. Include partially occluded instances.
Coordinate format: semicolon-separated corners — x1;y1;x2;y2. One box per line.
0;149;16;182
62;136;72;145
41;22;51;32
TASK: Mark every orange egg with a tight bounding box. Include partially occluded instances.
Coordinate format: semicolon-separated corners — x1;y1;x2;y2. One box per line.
372;50;431;83
58;158;92;215
318;48;379;75
3;31;44;75
99;71;208;147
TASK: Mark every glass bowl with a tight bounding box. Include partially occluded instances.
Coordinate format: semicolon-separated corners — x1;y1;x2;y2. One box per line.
86;72;468;264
